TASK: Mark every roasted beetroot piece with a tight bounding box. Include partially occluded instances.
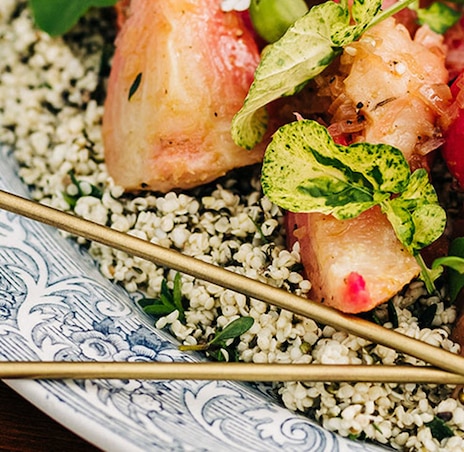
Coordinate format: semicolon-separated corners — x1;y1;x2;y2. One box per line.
103;0;264;192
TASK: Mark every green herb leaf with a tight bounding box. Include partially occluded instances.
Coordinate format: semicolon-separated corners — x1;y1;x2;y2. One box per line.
261;119;446;290
417;253;443;294
28;0;118;36
63;170;103;208
387;299;398;328
434;237;464;302
415;2;461;34
231;0;415;149
381;169;446;255
172;272;184;316
209;317;254;347
179;316;254;361
261;119;409;219
139;273;185;321
249;215;270;243
143;303;177;317
426;416;454;441
249;0;309;43
433;255;464;274
348;433;361;441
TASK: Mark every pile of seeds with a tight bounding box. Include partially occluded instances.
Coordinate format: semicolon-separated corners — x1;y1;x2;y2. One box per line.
1;2;464;450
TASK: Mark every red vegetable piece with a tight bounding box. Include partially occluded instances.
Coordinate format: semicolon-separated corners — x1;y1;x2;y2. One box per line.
444;16;464;81
442;72;464;188
103;0;264;192
287;208;420;314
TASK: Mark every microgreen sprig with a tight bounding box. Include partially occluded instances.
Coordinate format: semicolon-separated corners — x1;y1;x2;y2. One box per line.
139;273;186;322
63;170;103;209
179;316;254;362
432;237;464;301
413;1;461;34
261;119;447;291
426;416;454;441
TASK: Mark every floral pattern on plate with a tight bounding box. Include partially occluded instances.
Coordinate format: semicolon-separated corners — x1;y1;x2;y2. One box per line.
0;147;384;451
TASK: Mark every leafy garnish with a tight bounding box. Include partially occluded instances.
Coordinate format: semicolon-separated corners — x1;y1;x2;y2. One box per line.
415;1;461;34
179;316;254;361
426;416;454;441
231;0;415;149
261;119;446;286
209;317;254;347
433;237;464;302
261;120;410;218
381;169;446;255
417;254;443;294
387;300;398;328
28;0;117;36
249;215;270;243
139;273;186;322
63;170;103;208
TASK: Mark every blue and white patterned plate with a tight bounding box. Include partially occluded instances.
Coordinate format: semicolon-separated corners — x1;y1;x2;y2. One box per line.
0;147;386;451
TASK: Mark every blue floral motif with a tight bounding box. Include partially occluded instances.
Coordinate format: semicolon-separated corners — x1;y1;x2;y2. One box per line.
0;289;15;320
0;148;384;452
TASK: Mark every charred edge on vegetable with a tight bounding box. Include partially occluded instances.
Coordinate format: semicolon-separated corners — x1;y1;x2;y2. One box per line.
128;72;142;101
373;97;397;110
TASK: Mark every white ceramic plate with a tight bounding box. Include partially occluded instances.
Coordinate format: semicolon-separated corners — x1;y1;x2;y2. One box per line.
0;147;385;451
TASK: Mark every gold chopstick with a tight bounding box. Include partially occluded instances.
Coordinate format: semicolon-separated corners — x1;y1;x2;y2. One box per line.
1;189;463;379
2;361;464;384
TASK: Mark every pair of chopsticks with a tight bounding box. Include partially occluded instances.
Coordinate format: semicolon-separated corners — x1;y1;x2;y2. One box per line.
1;188;464;384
